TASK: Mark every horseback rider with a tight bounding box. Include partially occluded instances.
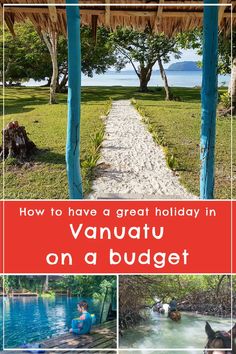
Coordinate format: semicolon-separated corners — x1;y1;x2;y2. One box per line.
153;299;163;312
156;300;163;311
168;297;177;317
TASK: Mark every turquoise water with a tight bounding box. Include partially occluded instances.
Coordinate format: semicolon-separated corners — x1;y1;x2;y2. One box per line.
81;70;230;88
4;296;102;348
26;70;230;88
120;310;233;352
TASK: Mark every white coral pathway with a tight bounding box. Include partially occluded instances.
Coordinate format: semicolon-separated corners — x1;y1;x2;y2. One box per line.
89;100;195;199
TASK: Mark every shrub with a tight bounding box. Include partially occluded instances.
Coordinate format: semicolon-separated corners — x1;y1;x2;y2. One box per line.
220;92;231;109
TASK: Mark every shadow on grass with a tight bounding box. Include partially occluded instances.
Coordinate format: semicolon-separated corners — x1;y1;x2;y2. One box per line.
2;94;51;116
1;86;205;132
3;150;66;172
33;149;66;165
2;87;203;117
81;86;202;104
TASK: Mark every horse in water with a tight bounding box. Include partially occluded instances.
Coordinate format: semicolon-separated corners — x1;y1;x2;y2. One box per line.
153;304;165;314
168;310;181;321
204;321;236;354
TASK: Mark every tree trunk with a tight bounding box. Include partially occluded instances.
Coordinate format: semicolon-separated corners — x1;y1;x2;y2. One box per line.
1;121;36;161
42;30;58;104
43;275;49;292
157;56;172;100
42;78;51;87
57;70;68;93
216;275;226;297
18;277;22;290
139;66;152;92
4;60;11;86
229;57;236;115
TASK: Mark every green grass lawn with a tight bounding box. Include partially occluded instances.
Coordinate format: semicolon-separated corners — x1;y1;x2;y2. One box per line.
1;86;234;199
1;87;110;199
132;88;235;199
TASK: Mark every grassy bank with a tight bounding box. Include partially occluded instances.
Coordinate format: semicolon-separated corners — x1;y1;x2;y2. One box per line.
2;87;110;199
132;88;234;199
1;86;234;199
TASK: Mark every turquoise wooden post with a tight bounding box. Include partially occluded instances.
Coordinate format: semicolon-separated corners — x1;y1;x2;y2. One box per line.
66;0;83;199
200;0;218;199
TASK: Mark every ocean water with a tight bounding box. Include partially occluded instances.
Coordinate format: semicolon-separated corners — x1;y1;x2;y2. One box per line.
25;70;230;88
81;70;230;88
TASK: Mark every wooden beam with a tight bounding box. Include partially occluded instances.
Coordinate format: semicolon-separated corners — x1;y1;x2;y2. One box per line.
110;10;201;17
158;0;164;16
4;13;16;36
218;0;229;26
48;0;57;24
105;0;111;27
91;14;98;39
3;6;234;19
4;6;104;16
154;0;164;30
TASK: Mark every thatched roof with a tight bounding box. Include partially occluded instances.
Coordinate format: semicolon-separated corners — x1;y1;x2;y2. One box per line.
1;0;235;37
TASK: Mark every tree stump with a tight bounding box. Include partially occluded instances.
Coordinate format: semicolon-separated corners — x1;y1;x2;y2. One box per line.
0;121;37;161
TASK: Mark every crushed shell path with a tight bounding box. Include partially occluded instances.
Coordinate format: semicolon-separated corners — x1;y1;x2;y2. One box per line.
89;100;195;199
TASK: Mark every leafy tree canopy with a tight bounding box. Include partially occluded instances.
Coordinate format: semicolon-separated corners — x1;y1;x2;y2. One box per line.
176;28;235;75
0;23;51;84
110;27;181;92
3;275;116;298
0;23;120;86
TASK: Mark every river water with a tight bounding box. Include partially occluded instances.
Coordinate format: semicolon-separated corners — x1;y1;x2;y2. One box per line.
120;309;233;353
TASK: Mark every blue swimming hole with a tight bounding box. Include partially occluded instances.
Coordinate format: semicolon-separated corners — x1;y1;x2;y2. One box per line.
4;296;102;348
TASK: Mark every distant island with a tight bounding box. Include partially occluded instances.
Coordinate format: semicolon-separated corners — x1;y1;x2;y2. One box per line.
106;61;202;74
167;61;201;71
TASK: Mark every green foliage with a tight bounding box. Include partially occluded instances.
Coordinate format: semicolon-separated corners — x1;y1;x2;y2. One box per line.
81;129;105;191
2;86;234;199
177;28;236;75
0;23;119;86
82;152;100;169
93;279;116;300
110;27;181;91
217;32;234;75
0;23;51;84
2;87;109;199
5;275;50;293
111;27;181;68
120;275;231;305
167;154;176;170
4;157;18;166
120;275;232;329
91;130;104;152
39;291;56;298
81;26;120;77
4;275;116;298
4;276;10;294
134;87;234;199
220;91;231;109
176;28;202;51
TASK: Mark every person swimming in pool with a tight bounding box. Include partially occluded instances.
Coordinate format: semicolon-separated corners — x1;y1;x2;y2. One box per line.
69;301;92;335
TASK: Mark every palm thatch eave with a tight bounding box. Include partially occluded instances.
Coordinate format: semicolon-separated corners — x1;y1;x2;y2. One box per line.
1;0;235;37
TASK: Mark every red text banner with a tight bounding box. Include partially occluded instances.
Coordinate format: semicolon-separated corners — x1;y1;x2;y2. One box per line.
3;200;232;274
